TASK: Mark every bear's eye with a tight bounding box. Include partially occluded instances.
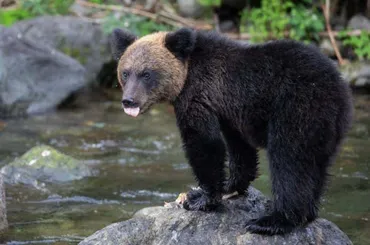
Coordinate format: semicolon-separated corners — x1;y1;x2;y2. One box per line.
143;72;151;81
122;72;129;80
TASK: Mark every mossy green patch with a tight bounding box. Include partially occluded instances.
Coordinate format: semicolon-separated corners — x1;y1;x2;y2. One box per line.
9;145;79;169
2;145;93;184
60;47;88;65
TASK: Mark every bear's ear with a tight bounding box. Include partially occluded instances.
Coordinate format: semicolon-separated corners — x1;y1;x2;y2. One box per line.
165;28;196;62
110;28;137;61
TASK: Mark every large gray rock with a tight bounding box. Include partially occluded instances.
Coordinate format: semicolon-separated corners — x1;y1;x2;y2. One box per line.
0;26;87;118
0;174;7;233
80;187;352;245
1;145;93;192
340;62;370;89
177;0;205;18
347;14;370;31
12;16;112;82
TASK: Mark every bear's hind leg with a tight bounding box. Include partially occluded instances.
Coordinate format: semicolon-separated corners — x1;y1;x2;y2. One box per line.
245;122;335;235
221;126;258;195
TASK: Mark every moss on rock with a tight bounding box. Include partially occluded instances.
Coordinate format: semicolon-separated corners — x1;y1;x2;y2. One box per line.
1;145;93;190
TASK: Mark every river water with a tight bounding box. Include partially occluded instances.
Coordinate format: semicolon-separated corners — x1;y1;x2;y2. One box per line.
0;91;369;245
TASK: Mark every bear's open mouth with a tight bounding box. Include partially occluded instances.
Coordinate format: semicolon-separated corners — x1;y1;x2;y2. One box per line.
123;107;140;117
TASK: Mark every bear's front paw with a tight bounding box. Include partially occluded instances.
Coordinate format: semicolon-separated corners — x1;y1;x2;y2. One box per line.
183;188;221;211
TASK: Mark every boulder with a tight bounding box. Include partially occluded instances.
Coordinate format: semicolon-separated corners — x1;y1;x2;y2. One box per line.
177;0;205;18
0;174;7;233
340;62;370;89
79;187;352;245
0;26;87;118
12;16;112;82
1;145;93;192
347;14;370;31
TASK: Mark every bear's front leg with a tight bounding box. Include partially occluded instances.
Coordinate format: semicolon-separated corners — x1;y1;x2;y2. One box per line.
221;125;258;195
176;104;226;211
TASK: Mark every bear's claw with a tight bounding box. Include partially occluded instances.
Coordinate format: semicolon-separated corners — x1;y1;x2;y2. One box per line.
183;188;220;211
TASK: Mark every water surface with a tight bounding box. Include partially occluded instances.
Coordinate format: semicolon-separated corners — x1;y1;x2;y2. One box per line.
0;92;369;245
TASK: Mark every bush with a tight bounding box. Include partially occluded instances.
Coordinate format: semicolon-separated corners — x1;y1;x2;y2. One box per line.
0;0;74;26
0;8;32;26
102;13;173;37
339;30;370;60
241;0;324;43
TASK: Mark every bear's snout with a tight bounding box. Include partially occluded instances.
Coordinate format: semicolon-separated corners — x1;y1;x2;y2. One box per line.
121;98;141;117
122;98;138;108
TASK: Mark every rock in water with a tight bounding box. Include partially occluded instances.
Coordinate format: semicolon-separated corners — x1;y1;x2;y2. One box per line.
79;187;352;245
0;16;113;118
12;16;112;83
0;173;7;233
0;26;87;118
1;145;93;192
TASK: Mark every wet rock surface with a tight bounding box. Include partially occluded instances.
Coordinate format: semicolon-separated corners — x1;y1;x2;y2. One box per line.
1;145;93;192
80;187;352;245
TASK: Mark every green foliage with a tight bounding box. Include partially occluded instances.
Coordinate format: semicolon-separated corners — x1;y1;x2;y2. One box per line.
339;30;370;60
197;0;221;7
289;5;324;43
242;0;324;43
0;8;32;26
21;0;74;16
0;0;74;26
88;0;103;3
102;14;173;37
242;0;292;42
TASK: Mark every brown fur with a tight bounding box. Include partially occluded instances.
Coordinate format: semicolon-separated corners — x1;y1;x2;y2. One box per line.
117;32;187;112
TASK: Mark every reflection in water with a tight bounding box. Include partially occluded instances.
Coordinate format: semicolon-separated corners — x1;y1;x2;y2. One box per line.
0;94;369;245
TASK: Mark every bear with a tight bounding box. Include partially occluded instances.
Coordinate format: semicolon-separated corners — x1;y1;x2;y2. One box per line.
110;28;353;235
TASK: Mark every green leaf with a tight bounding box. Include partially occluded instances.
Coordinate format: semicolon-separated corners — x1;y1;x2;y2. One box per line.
197;0;221;7
0;8;32;26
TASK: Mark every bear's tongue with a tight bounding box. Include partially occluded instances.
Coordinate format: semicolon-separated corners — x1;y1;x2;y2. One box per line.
124;107;140;117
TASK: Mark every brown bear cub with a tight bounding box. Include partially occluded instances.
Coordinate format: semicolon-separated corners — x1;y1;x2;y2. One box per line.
110;28;353;235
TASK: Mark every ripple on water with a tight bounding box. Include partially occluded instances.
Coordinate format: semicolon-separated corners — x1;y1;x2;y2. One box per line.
120;190;177;199
25;194;121;205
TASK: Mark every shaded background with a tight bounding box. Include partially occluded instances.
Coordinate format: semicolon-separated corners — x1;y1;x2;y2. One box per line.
0;0;369;244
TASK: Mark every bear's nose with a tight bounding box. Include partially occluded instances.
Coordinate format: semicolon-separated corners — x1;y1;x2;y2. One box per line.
122;98;136;108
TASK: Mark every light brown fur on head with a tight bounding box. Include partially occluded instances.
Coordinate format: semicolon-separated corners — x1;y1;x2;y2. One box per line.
117;32;188;105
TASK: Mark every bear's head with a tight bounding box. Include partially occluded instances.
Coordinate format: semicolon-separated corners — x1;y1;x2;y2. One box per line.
110;28;196;117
